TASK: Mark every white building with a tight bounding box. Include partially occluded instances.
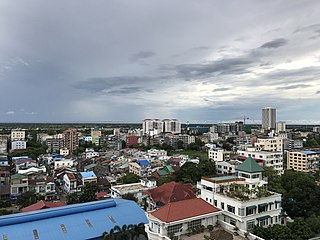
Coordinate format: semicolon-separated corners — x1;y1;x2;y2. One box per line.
208;148;230;162
262;107;276;130
276;121;286;133
237;150;283;174
63;173;81;194
11;130;25;141
80;171;97;185
162;119;181;134
11;140;27;150
143;119;163;136
216;160;242;175
255;137;283;152
85;148;99;159
110;179;156;204
54;159;74;170
146;149;167;158
197;157;284;231
146;198;221;240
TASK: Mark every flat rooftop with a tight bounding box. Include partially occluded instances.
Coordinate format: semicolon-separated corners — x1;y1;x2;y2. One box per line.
113;183;149;192
210;176;239;181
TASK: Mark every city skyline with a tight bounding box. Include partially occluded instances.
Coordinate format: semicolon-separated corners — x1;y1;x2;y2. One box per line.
1;1;320;123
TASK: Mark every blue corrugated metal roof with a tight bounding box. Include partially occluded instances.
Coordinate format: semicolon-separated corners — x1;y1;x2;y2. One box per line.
302;150;317;154
136;159;150;166
0;199;148;240
80;171;97;179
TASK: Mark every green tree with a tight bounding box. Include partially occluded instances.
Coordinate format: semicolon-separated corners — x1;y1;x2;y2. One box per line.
289;218;314;240
281;170;320;218
121;193;138;203
177;140;184;149
263;167;284;193
17;191;44;208
66;192;80;204
122;173;140;184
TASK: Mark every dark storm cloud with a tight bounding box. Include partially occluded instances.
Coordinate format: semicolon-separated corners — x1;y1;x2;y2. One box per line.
212;87;230;92
129;51;156;62
74;76;157;95
259;38;288;49
277;84;311;90
172;56;255;79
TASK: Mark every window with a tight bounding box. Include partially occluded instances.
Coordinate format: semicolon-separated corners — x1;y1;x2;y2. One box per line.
227;205;235;214
246;206;256;216
247;220;255;231
259;218;268;227
238;208;245;216
221;202;224;209
214;200;217;206
167;224;183;235
188;219;202;229
258;204;268;213
230;219;236;226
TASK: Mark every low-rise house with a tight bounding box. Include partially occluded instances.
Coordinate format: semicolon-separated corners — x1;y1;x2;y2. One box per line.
146;198;221;240
18;166;46;175
85;148;99;159
197;156;284;231
111;179;156;204
0;167;10;200
54;158;74;170
15;158;37;172
129;159;151;177
144;181;196;211
63;173;81;194
28;173;56;198
10;174;29;198
216;160;242;175
21;200;66;212
80;171;97;185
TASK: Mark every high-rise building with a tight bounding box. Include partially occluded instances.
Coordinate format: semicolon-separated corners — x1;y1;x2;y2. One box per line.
63;129;79;153
276;121;286;133
162;119;181;134
262;107;276;130
142;119;164;135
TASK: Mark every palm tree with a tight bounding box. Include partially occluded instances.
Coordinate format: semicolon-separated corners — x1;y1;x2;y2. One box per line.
121;224;128;240
137;222;147;239
128;224;138;240
113;225;121;240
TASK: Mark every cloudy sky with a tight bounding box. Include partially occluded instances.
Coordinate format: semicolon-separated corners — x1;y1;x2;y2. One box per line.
1;0;320;124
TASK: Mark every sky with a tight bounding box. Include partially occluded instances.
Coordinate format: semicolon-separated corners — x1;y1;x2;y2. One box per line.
1;0;320;124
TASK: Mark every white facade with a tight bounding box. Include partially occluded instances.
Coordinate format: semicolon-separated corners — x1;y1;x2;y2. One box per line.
54;159;74;170
85;148;99;159
11;140;27;150
197;169;283;231
143;119;163;135
163;119;181;134
216;160;242;175
276;121;286;133
237;150;283;174
110;179;156;203
11;130;25;140
262;107;276;130
208;148;230;162
255;137;283;152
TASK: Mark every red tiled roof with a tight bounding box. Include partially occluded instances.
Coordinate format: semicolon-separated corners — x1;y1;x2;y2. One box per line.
21;200;66;212
151;198;220;222
96;191;108;200
145;181;196;205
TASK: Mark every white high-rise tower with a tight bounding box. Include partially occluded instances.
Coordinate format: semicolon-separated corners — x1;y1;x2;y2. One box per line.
262;107;276;130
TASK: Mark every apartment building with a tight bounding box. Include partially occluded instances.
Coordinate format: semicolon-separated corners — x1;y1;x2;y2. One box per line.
237;150;283;174
255;137;283;152
262;107;276;130
143;119;163;136
208;148;230;162
287;150;320;172
63;129;79;153
162;119;181;134
11;140;27;150
197;157;284;231
46;137;64;153
11;129;25;141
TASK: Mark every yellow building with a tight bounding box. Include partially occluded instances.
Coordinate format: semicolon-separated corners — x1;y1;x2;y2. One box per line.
287;150;320;172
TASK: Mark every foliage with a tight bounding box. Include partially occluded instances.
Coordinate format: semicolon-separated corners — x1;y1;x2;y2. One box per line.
121;193;138;203
122;173;140;184
103;223;146;240
281;170;320;218
263;167;284;193
175;159;216;184
17;191;44;208
0;208;11;216
66;182;99;204
156;176;175;186
254;218;314;240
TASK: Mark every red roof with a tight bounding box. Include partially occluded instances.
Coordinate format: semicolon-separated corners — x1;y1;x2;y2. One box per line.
96;191;108;200
145;181;196;205
151;198;220;222
21;200;66;212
